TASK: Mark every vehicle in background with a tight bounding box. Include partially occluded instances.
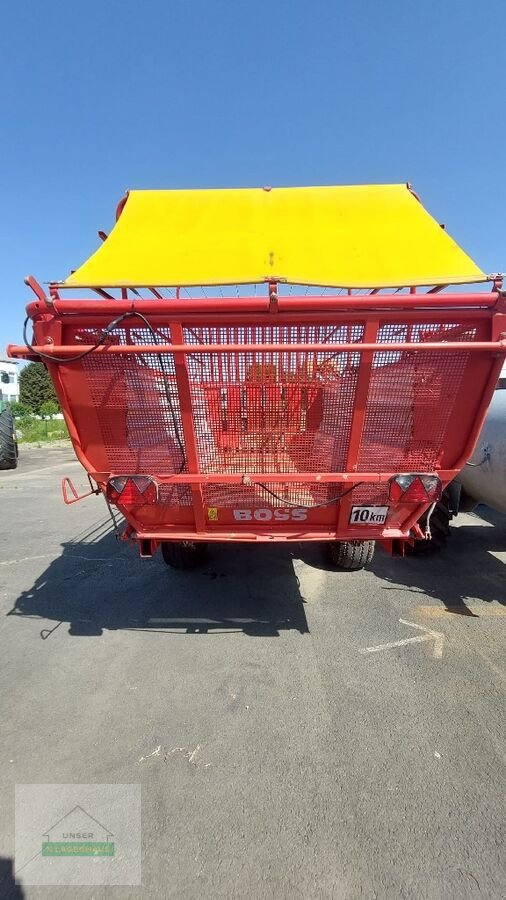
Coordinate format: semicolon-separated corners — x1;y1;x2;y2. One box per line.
456;364;506;515
0;359;20;409
0;370;18;469
410;363;506;553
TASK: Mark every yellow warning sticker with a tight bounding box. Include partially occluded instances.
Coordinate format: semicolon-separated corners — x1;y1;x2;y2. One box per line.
207;507;218;521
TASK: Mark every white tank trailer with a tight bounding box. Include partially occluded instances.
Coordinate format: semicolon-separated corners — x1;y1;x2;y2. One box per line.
412;366;506;553
456;373;506;515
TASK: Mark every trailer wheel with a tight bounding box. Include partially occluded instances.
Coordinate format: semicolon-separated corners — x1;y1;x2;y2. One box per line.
408;494;453;555
161;540;207;569
0;409;17;471
329;540;375;571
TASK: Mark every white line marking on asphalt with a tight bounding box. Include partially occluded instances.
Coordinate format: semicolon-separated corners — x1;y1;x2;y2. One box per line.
469;646;506;683
0;553;116;567
27;460;81;473
1;460;81;478
149;617;257;625
359;618;445;659
139;745;161;762
0;554;53;567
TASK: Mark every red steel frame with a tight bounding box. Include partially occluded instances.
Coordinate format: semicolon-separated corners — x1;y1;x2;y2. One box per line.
8;279;506;551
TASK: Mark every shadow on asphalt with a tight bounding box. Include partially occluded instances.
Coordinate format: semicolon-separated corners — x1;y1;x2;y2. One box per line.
370;518;506;617
7;517;310;638
299;514;506;617
468;503;506;528
0;857;24;899
8;508;505;634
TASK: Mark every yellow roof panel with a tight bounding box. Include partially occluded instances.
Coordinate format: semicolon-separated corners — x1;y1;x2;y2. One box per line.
64;184;486;289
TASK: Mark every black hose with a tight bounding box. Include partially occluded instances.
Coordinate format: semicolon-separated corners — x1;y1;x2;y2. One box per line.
256;480;363;509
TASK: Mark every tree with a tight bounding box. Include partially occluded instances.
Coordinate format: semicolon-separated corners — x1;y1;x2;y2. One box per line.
40;400;59;418
19;362;59;415
9;401;29;417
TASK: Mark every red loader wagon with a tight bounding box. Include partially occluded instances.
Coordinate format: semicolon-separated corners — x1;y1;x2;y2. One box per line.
8;184;506;569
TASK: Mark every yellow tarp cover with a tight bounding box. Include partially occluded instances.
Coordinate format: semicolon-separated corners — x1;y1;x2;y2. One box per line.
64;184;485;289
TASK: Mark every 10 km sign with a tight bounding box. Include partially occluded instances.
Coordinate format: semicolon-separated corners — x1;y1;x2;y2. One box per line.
349;505;389;525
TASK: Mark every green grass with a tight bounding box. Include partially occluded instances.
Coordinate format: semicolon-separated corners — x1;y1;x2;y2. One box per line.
16;416;69;443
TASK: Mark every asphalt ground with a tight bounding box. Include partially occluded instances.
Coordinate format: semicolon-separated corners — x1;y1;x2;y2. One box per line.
0;447;505;899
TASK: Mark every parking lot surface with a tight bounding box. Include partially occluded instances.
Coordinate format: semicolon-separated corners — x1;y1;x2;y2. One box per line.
0;448;505;899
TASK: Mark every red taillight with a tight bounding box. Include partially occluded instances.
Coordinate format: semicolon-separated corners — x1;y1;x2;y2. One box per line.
107;475;158;507
389;474;442;503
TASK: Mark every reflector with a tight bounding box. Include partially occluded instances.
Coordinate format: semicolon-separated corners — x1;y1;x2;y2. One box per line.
389;474;442;503
107;475;158;506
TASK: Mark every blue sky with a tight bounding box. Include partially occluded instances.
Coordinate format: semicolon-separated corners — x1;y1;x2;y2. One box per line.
1;0;505;350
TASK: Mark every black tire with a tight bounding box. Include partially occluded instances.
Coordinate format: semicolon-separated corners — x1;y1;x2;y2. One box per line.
161;540;207;569
0;409;17;470
329;540;375;571
407;493;453;555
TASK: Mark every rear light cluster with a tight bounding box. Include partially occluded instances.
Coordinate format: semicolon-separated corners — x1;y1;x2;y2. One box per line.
388;474;442;503
107;475;158;507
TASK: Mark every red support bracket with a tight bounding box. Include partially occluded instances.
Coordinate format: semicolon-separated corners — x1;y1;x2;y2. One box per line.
268;281;278;313
62;475;101;505
24;275;53;307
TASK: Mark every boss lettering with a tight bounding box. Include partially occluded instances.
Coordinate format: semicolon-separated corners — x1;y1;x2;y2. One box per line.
233;509;252;521
254;509;272;521
233;508;308;522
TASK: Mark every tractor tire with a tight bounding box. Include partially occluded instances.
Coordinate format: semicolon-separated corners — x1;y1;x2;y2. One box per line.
0;409;17;470
407;493;453;555
161;540;207;569
329;540;375;571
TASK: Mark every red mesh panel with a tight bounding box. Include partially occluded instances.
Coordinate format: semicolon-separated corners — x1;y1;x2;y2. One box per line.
80;350;187;474
356;323;476;471
183;323;362;476
158;484;193;506
62;317;483;520
203;481;331;508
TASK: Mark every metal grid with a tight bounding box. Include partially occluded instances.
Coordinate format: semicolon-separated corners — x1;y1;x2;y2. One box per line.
183;324;363;477
69;318;480;503
203;481;334;509
356;323;476;471
80;335;187;474
158;484;193;506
